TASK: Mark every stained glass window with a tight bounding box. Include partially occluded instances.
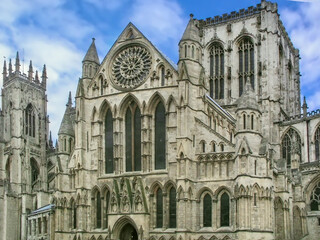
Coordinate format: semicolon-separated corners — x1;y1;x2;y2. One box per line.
96;192;101;228
105;109;114;173
156;188;163;228
155;102;166;169
209;44;224;99
125;103;141;172
221;192;230;226
169;187;177;228
239;38;254;96
281;128;301;167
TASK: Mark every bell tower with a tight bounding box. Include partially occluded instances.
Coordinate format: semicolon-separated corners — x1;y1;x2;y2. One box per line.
0;52;49;240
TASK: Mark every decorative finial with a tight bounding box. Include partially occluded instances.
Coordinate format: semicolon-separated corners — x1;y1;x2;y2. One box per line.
35;70;39;83
49;131;53;148
302;96;308;117
190;13;194;19
92;37;95;42
3;58;7;80
8;59;12;75
28;60;33;81
67;91;72;107
15;51;20;72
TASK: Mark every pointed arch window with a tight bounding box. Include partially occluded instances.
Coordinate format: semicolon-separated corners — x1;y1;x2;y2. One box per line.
169;187;177;228
315;126;320;161
203;193;212;227
239;38;254;96
155;102;166;170
125;102;141;172
25;104;36;137
105;109;114;173
281;128;301;167
96;191;102;228
156;188;163;228
310;181;320;211
220;192;230;226
209;44;224;99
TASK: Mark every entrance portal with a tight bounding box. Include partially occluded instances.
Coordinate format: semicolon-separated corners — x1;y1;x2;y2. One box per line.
119;223;138;240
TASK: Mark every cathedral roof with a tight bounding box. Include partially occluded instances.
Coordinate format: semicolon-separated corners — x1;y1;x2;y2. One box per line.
58;92;75;137
181;14;200;43
83;38;100;64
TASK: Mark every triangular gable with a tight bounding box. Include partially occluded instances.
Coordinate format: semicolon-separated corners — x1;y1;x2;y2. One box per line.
178;60;190;80
236;136;252;155
98;22;178;75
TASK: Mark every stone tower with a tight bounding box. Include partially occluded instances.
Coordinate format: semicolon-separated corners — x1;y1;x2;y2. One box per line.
0;53;49;240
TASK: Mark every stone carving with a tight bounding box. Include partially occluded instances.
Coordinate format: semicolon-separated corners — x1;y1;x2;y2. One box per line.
112;46;152;90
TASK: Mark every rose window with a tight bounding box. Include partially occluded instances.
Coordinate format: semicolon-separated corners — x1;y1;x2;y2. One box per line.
111;46;152;90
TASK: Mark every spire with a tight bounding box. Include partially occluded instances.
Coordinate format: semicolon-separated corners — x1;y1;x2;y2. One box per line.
181;14;200;43
67;91;72;107
302;96;308;117
28;60;33;81
83;38;100;64
34;70;39;83
58;91;75;137
55;139;58;150
8;59;12;75
41;64;47;88
15;51;20;72
3;59;7;81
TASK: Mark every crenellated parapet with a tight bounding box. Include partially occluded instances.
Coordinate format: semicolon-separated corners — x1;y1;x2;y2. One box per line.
2;52;47;90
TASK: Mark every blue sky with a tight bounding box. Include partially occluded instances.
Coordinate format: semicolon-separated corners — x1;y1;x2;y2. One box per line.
0;0;319;140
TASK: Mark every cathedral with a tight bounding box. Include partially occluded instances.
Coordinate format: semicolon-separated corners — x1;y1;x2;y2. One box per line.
1;0;320;239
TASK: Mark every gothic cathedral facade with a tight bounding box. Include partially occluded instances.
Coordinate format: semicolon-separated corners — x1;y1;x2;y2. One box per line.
1;1;320;240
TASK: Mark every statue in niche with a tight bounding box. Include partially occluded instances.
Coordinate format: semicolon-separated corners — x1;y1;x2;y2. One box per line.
110;192;118;213
134;191;143;212
121;191;130;213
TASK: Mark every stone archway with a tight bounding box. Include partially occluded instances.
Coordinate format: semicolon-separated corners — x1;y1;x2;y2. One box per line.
119;223;138;240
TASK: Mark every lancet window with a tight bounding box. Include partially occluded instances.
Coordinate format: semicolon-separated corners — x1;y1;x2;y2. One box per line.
96;191;102;228
125;102;141;172
156;188;163;228
209;44;224;99
203;193;212;227
105;109;114;173
239;38;254;96
155;102;166;170
220;192;230;227
169;187;177;228
281;128;301;167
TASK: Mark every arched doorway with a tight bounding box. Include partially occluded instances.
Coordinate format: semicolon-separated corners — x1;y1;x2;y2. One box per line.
119;223;138;240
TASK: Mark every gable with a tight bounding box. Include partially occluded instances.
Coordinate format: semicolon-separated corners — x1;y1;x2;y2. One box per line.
88;23;178;95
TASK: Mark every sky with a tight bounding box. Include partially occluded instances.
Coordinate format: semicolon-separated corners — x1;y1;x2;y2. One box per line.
0;0;319;141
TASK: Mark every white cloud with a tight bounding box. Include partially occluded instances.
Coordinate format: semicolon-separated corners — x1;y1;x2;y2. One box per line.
84;0;127;10
130;0;186;46
281;1;320;111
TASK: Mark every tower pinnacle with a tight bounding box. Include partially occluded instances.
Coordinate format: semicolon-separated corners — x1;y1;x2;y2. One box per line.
3;59;7;81
28;60;33;81
15;51;20;72
41;64;47;89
